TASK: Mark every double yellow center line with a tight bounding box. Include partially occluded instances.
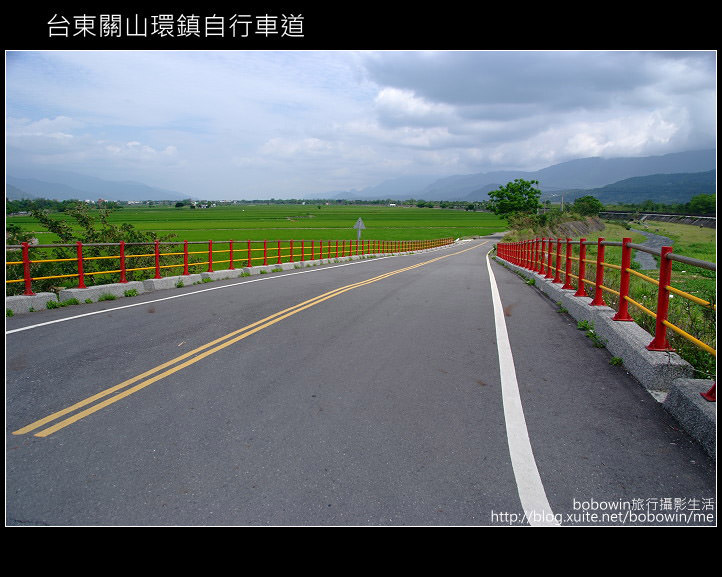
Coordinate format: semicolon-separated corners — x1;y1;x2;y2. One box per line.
14;242;485;438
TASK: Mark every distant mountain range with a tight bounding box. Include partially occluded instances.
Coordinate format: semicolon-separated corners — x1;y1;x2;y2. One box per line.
557;170;716;205
6;169;185;202
6;149;717;205
330;149;716;203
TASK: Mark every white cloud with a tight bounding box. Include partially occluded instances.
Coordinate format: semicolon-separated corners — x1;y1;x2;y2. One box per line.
374;87;456;128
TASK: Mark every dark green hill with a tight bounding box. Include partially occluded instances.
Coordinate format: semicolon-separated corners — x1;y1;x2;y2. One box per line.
591;170;715;204
543;170;716;205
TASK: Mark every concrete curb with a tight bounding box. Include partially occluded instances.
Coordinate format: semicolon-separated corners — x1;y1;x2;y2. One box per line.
493;255;716;461
59;281;146;302
493;256;694;392
4;292;58;314
143;274;203;290
663;379;716;460
5;246;448;316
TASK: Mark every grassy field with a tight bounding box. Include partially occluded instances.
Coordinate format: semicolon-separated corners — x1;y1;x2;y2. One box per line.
7;204;508;244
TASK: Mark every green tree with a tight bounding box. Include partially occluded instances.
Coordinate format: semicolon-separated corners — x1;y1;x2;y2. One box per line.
572;195;604;216
687;194;715;215
487;179;541;217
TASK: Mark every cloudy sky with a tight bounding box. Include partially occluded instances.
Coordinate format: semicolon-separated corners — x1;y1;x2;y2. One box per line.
5;50;717;198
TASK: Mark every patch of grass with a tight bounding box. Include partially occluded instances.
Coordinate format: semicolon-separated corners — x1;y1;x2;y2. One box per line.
98;293;117;301
46;298;81;309
576;319;606;348
609;356;623;366
7;309;14;317
124;288;139;297
577;320;593;331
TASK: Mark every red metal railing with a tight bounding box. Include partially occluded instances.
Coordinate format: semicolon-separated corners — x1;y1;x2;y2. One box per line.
495;237;716;362
6;237;454;296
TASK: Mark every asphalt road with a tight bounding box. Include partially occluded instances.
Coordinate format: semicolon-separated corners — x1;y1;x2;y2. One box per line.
5;237;716;526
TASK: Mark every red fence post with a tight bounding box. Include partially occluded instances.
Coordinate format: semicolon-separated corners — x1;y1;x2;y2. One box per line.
290;240;294;263
531;239;536;270
263;240;268;266
545;239;554;279
590;238;606;306
207;239;214;273
153;240;161;280
574;238;588;297
701;384;716;402
247;240;252;267
531;238;538;272
647;246;675;350
311;240;315;260
562;238;574;289
119;241;127;283
301;240;305;261
184;240;189;275
553;238;563;283
613;238;634;321
540;238;547;275
76;241;87;288
229;240;235;270
277;240;282;265
21;242;35;295
336;240;339;258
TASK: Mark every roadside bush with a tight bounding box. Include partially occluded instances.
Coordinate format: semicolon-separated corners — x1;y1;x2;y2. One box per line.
6;203;177;296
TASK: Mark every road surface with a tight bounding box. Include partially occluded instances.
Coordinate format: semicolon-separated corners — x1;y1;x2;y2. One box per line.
6;236;716;526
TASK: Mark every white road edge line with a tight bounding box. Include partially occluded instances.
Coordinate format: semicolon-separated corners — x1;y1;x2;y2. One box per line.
486;249;560;527
6;245;453;335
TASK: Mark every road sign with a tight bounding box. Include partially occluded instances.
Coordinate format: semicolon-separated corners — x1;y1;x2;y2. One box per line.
354;218;365;241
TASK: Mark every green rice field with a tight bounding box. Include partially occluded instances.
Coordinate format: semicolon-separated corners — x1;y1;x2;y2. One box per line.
7;204;508;244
